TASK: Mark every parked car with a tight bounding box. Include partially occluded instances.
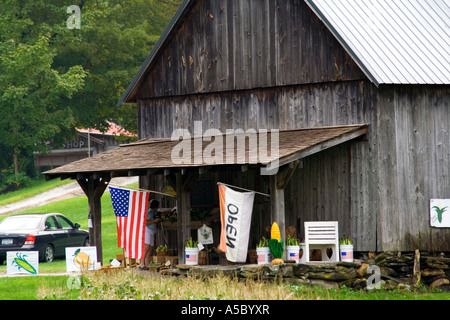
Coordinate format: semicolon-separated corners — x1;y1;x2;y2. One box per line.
0;213;89;264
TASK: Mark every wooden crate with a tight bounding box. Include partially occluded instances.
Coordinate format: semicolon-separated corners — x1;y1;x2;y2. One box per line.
153;255;166;263
164;256;178;266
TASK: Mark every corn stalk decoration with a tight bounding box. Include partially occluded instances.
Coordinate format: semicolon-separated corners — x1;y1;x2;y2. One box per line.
430;200;450;227
432;204;448;223
268;222;284;259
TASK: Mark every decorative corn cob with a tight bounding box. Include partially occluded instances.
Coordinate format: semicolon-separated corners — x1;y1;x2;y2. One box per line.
271;222;281;242
268;222;284;260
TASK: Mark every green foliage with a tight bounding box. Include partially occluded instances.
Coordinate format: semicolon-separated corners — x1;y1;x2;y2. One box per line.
185;237;198;248
0;33;86;174
286;235;300;246
0;0;182;177
156;245;168;253
268;239;284;259
339;236;353;245
257;236;269;248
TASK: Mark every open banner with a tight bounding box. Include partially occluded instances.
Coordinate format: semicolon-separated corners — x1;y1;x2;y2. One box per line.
218;184;255;263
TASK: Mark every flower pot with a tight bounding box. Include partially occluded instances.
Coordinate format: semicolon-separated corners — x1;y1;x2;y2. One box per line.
185;247;199;265
256;247;270;265
286;245;300;263
340;244;354;262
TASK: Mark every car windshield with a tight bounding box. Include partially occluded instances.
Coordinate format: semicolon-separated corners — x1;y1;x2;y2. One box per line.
0;216;42;231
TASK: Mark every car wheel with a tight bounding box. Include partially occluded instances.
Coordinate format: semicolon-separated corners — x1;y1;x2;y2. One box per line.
83;238;90;246
42;244;55;263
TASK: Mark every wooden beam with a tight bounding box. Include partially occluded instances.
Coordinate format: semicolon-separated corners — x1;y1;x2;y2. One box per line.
175;170;198;264
269;174;286;260
268;163;299;260
77;175;111;265
266;126;369;169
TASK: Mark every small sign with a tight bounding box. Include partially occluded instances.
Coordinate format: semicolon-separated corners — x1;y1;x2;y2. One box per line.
66;246;98;272
430;199;450;228
197;224;213;245
7;251;39;275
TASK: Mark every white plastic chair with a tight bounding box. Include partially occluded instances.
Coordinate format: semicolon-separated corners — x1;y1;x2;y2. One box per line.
304;221;339;262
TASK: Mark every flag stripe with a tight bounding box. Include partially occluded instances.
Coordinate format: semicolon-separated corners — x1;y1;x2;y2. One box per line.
218;184;227;253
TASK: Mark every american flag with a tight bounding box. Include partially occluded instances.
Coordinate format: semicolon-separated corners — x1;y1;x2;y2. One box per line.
257;253;268;263
342;251;353;259
289;252;299;260
186;254;197;262
110;187;149;259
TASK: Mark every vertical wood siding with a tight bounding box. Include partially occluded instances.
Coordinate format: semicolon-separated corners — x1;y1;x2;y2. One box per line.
138;81;379;251
376;85;450;251
136;0;365;99
133;0;449;252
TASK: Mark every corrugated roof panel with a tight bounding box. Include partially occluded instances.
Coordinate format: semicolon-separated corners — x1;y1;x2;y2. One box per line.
306;0;450;85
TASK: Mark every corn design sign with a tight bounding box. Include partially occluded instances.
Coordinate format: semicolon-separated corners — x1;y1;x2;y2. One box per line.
7;251;39;275
430;199;450;228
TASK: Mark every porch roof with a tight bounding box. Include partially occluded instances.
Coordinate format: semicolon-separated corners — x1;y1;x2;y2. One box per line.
44;124;368;180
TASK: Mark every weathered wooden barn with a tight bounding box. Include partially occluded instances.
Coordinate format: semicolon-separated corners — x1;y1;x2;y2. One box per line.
45;0;449;263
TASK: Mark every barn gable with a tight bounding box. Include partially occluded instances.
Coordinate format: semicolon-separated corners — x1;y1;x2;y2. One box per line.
119;0;367;104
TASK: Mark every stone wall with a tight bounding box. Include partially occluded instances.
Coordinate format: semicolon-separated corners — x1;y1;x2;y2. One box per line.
168;251;450;291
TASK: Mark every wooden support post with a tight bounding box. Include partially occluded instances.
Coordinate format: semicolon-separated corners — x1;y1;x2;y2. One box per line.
175;170;198;264
77;174;111;265
413;249;421;287
268;161;299;260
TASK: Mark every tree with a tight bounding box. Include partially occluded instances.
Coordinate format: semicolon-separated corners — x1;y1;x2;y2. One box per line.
53;0;182;133
0;0;181;180
0;36;86;175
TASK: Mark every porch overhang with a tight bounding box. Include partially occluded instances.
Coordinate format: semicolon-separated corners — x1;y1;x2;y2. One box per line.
44;124;368;180
43;124;368;264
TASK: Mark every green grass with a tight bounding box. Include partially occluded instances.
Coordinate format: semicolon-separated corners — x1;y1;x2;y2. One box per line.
0;177;72;207
0;276;77;300
1;271;446;300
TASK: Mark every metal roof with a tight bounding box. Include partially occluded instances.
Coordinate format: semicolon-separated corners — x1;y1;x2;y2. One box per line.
305;0;450;86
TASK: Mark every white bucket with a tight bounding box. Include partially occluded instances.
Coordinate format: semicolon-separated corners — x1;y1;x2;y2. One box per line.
340;244;354;262
185;247;199;265
286;245;300;263
256;247;270;265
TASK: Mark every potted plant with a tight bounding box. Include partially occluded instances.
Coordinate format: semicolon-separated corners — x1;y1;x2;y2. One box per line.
286;235;300;263
185;237;199;265
339;236;354;262
156;245;168;256
256;236;270;265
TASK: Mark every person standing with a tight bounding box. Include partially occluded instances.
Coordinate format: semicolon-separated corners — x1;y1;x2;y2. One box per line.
141;199;161;270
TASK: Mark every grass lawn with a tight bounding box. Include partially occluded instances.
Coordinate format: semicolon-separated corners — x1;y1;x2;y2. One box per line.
0;275;78;300
0;271;448;300
0;177;72;207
